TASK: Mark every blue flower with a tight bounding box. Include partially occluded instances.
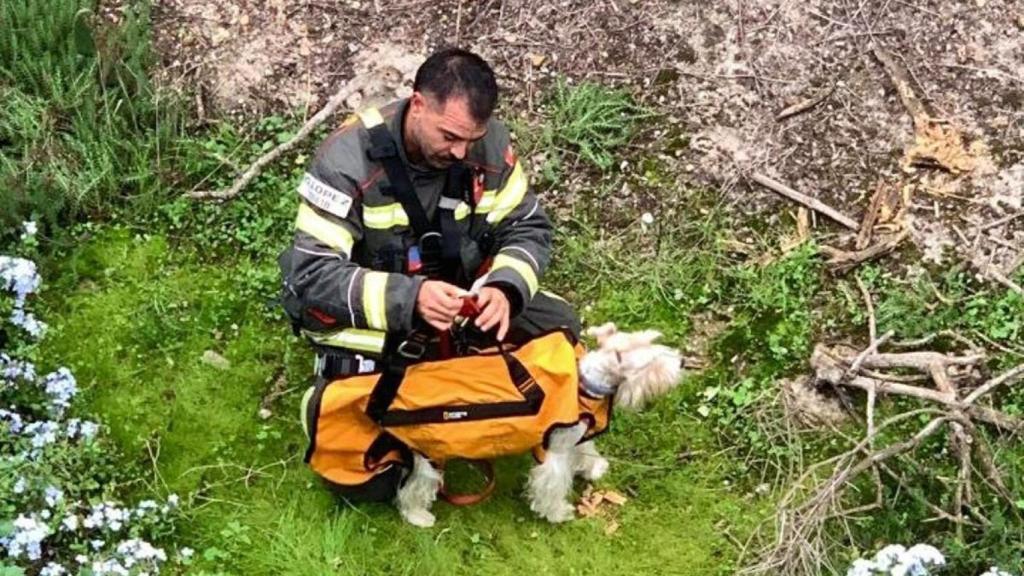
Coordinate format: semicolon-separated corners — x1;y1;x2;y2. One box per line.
44;485;64;507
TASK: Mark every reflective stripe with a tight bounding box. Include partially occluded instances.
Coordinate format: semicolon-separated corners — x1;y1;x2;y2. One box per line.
362;271;389;330
300;385;315;437
476;190;497;213
363;201;468;228
486;162;528;224
357;107;385;128
501;245;540;271
303;328;386;354
540;289;567;303
295;203;355;255
492;252;539;297
362;203;409;229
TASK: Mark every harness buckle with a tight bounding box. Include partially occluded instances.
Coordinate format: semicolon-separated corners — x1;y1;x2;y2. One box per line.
397;339;427;360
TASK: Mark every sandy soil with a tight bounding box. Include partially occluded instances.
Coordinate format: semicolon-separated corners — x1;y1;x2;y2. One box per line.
147;0;1024;278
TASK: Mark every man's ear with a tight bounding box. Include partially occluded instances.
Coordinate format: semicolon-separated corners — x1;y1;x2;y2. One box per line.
408;91;426;115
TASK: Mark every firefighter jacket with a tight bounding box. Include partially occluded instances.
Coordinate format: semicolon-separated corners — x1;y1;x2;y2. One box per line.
278;98;553;356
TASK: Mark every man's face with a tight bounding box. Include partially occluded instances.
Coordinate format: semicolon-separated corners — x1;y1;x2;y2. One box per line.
406;92;488;169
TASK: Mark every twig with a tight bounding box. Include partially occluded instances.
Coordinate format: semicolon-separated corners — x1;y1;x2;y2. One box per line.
844;330;894;379
855;182;890;250
821;229;910;274
855;276;877;342
983;266;1024;296
454;0;464;45
963;362;1024;406
775;84;836;122
872;45;929;129
187;77;366;201
749;172;859;230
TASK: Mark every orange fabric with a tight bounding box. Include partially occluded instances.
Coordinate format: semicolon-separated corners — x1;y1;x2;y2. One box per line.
307;331;611;488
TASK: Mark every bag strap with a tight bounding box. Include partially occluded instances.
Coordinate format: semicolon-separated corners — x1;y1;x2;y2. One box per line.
365;331;431;422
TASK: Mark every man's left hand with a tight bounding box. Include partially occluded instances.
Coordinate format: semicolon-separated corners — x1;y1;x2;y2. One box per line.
475;286;511;341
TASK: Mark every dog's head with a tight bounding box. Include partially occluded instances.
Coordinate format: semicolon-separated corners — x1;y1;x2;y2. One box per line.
579;323;683;411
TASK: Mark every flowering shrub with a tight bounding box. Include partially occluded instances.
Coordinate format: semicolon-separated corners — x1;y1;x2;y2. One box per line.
847;544;1018;576
1;226;192;575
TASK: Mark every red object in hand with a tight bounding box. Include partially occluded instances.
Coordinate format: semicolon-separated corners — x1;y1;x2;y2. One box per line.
458;293;481;318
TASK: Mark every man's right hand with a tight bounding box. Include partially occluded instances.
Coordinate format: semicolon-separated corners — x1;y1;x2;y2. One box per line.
416;280;464;331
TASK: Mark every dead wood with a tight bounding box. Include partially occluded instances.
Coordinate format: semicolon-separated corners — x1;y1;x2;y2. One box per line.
775;84;835;122
187;77;366;201
751;316;1024;575
749;172;859;230
855;183;888;250
820;229;910;274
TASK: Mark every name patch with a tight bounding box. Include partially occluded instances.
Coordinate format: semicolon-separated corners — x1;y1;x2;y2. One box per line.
298;173;353;219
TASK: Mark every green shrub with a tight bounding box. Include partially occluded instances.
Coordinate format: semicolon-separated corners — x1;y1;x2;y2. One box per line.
511;80;650;186
0;0;183;243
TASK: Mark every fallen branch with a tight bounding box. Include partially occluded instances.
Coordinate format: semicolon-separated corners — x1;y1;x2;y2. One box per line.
187;78;366;201
749;172;859;230
820;229;910;274
855;183;888;250
871;46;930;129
982;266;1024;297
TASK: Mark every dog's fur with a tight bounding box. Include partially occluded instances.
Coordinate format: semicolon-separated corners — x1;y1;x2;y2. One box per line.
397;323;683;527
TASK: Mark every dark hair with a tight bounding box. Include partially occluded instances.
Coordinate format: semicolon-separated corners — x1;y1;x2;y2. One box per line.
413;47;498;123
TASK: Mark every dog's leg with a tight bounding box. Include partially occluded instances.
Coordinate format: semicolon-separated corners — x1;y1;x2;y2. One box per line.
572;440;609;481
528;422;587;523
395;454;442;528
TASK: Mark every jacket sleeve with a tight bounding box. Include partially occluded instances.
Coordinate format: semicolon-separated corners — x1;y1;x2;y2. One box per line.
478;133;553;316
281;141;424;340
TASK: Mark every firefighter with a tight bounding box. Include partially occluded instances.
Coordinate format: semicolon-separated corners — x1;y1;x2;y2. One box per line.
278;47;579;382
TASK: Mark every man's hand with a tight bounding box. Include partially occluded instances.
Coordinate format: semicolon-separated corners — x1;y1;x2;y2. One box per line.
416;280;464;331
475;286;511;341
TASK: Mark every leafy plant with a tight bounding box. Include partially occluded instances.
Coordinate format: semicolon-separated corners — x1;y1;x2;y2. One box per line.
511;79;650;187
0;0;183;244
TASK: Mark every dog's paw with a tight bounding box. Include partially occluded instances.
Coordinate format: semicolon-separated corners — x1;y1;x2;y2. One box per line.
581;457;609;481
401;508;436;528
543;503;576;524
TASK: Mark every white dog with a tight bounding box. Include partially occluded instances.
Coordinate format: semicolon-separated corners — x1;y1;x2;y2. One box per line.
397;323;683;526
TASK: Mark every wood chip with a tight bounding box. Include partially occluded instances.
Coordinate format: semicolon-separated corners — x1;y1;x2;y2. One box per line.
604;520;620;535
602;490;628;506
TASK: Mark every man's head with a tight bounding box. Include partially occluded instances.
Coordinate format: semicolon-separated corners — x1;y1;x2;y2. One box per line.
403;48;498;169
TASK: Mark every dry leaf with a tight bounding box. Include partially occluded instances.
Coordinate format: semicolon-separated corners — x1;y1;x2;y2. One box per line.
601;490;628;506
905;122;977;174
576;500;600;518
604;520;620;535
526;52;546;68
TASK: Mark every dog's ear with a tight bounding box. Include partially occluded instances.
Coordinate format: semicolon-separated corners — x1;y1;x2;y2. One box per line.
585;322;618;347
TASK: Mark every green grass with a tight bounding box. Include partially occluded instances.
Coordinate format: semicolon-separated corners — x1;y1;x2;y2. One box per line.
38;227;769;575
509;80;651;187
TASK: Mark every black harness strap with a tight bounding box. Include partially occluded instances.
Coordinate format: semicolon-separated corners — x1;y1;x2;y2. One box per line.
365;331;431;422
439;163;470;275
365;123;434;239
362;117;470;283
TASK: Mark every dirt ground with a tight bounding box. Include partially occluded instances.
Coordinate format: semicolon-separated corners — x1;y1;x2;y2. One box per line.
148;0;1024;279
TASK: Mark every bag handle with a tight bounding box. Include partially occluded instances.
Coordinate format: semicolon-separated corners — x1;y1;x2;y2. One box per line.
438;459;497;506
